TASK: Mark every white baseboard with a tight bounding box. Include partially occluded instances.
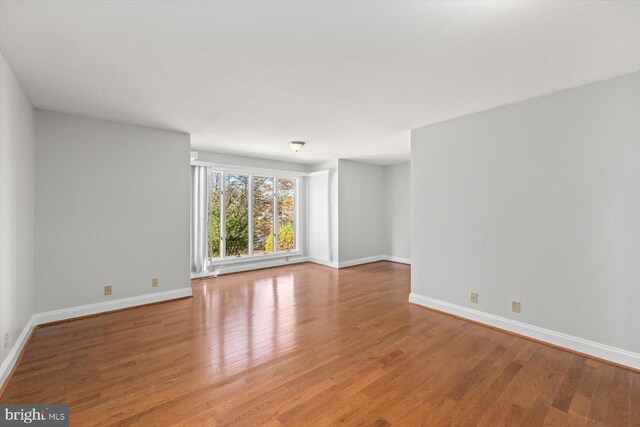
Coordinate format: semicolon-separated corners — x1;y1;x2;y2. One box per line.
308;255;411;269
382;255;411;265
191;270;214;279
33;287;193;325
0;316;36;391
307;258;340;269
409;292;640;371
339;255;411;268
209;256;309;276
339;255;386;268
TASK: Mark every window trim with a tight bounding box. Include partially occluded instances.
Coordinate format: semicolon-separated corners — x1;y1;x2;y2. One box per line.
209;250;303;266
197;163;300;267
192;160;306;178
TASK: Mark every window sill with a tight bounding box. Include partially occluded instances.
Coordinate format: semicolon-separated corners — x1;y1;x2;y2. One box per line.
209;251;302;267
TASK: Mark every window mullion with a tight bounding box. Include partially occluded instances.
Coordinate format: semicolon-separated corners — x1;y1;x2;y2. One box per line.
220;171;226;259
273;176;279;253
205;167;211;265
248;174;254;256
294;178;298;252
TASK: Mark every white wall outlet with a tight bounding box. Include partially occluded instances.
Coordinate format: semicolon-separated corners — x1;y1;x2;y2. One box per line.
152;278;159;287
4;332;9;349
470;292;478;303
104;285;112;296
512;300;521;313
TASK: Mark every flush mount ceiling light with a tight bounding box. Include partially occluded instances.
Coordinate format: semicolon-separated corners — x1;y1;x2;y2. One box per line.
289;141;306;152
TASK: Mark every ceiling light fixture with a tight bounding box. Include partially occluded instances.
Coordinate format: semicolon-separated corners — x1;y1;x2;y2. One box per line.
289;141;306;152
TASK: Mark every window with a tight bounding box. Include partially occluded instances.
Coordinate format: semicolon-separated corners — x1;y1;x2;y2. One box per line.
205;168;297;262
277;178;295;251
253;176;274;254
206;171;222;259
224;174;249;256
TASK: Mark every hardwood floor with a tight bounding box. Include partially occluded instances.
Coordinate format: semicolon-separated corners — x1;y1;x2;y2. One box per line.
1;261;638;426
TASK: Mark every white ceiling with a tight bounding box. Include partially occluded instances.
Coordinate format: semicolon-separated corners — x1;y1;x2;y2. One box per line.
1;1;639;165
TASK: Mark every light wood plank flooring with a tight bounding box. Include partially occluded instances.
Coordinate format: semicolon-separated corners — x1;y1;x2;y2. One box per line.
1;262;638;426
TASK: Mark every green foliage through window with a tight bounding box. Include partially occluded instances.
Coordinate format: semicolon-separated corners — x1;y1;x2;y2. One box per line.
253;176;274;254
207;169;296;260
224;174;249;256
277;178;295;251
207;171;221;258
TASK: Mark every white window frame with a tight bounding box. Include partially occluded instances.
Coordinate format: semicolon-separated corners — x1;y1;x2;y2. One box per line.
193;161;301;267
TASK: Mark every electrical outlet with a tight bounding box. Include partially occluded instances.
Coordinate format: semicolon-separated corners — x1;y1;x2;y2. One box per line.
470;292;478;303
4;332;9;349
512;300;521;313
104;285;112;296
152;278;159;287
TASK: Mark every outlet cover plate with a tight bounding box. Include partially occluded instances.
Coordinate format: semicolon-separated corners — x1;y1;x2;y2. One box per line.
511;300;521;313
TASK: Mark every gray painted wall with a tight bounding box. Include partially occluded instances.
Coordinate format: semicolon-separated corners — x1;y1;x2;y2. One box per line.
0;52;35;370
411;72;640;353
338;159;386;262
35;111;191;312
384;162;410;260
310;159;410;264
